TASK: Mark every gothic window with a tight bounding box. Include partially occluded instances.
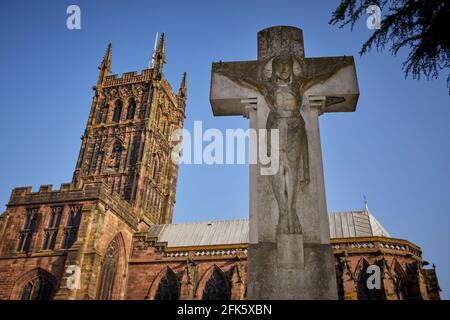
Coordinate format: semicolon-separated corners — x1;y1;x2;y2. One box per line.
126;98;136;120
151;189;157;207
17;208;41;253
129;137;140;166
97;150;105;173
357;260;386;300
112;100;123;122
393;262;409;300
97;236;120;300
20;275;54;300
403;262;423;300
42;207;63;250
112;143;122;171
140;100;148;118
97;101;109;124
202;268;230;300
155;269;180;300
61;206;82;249
152;157;160;182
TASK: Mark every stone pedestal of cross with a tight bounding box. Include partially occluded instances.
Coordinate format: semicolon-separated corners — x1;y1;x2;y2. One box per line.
210;26;359;299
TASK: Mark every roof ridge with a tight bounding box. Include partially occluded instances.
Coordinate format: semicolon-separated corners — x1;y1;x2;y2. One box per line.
153;218;249;227
329;210;365;215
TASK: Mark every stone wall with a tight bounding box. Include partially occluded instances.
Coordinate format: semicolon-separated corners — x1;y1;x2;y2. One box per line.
0;181;138;300
126;234;247;300
125;234;439;300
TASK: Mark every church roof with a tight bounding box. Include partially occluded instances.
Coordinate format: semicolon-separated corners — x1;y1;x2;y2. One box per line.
148;219;249;248
148;210;390;248
328;210;390;238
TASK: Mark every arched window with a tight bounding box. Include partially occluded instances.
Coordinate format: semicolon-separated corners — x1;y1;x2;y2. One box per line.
129;137;140;166
61;206;82;249
403;262;423;300
97;237;120;300
20;275;54;300
112;100;123;122
393;262;408;300
126;98;136;120
152;157;159;182
155;269;180;300
202;267;230;300
17;208;40;253
357;260;386;300
112;143;122;171
97;101;109;124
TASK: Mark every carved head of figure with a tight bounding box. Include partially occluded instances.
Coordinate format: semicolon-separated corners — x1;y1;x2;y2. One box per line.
272;52;294;83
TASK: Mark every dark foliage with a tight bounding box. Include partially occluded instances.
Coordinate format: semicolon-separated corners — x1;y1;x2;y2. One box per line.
329;0;450;92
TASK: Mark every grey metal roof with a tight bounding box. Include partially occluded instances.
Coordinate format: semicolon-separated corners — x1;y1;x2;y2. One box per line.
148;210;390;248
328;210;390;238
148;219;249;247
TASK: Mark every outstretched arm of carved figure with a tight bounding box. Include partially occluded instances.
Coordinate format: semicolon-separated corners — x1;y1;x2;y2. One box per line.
212;61;261;92
303;56;354;91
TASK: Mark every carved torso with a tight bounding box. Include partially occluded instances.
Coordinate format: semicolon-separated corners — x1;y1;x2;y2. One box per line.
273;84;299;116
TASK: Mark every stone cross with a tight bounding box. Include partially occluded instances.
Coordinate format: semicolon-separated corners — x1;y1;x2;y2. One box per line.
210;26;359;299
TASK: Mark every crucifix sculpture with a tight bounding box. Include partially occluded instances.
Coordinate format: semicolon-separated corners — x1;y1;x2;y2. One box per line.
210;26;359;299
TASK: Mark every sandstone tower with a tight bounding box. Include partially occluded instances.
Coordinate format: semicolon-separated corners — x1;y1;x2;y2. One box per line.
0;34;186;300
73;35;186;226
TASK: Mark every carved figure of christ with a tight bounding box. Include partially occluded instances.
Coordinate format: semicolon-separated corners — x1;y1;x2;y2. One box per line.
210;26;360;299
212;51;353;235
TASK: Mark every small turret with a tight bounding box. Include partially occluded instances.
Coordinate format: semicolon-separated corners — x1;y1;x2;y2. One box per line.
152;33;166;80
178;72;187;99
97;43;112;87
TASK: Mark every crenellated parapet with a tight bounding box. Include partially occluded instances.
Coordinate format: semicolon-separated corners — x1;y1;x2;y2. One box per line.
103;69;153;88
7;181;139;229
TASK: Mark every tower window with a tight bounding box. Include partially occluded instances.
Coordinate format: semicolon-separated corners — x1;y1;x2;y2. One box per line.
42;207;63;250
96;100;109;124
126;99;136;120
61;206;82;249
110;143;123;171
152;157;160;182
17;208;41;253
112;100;123;122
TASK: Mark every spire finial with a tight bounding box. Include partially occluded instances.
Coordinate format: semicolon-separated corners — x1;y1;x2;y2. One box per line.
364;195;369;212
178;72;187;98
97;43;112;86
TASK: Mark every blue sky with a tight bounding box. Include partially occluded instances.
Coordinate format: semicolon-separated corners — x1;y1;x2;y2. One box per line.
0;0;448;299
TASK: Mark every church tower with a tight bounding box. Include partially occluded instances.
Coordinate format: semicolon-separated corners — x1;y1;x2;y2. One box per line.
73;34;186;226
0;34;187;300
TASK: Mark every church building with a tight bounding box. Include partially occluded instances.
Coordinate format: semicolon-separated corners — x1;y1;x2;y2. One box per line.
0;34;441;300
